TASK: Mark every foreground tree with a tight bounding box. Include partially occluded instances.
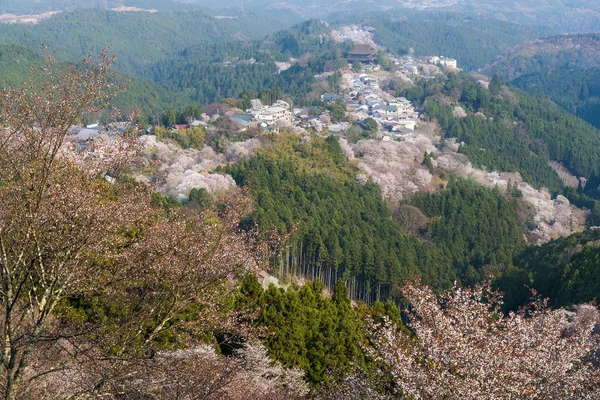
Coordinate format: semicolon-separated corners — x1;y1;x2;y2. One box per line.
368;281;600;399
0;52;303;399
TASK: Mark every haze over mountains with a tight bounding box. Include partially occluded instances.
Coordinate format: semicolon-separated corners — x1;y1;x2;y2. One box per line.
3;0;600;32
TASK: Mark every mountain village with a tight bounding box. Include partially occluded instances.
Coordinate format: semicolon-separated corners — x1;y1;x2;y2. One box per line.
68;42;457;145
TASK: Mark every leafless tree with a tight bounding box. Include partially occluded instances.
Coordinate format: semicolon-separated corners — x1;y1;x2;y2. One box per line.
392;204;428;235
82;342;309;400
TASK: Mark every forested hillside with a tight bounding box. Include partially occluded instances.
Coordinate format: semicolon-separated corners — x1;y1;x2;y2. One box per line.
512;67;600;130
0;9;291;75
514;230;600;308
407;73;600;195
454;0;600;33
411;178;526;282
0;44;194;121
481;34;600;128
147;13;549;104
349;13;552;71
237;275;370;385
222;132;540;301
483;34;600;81
149;20;350;104
1;10;600;398
225;134;456;300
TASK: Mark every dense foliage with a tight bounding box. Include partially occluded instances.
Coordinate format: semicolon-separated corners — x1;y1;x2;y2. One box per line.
0;9;290;76
512;67;600;130
238;275;367;384
150;20;351;105
225;133;541;301
225;134;458;300
514;230;600;308
0;44;195;122
481;34;600;129
420;74;600;193
411;178;526;283
154;126;206;150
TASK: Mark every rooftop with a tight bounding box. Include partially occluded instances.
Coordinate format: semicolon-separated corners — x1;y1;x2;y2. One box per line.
349;44;375;55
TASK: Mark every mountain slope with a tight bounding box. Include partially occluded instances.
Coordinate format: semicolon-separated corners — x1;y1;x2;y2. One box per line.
184;0;600;33
413;74;600;190
0;9;291;76
453;0;600;33
149;19;350;104
513;229;600;307
482;34;600;129
482;34;600;80
512;68;600;130
0;44;193;119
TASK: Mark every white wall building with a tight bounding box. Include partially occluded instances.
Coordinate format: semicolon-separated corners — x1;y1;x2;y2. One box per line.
429;56;458;70
248;99;293;126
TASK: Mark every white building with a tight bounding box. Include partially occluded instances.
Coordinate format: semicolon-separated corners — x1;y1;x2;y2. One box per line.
389;97;416;118
429;56;458;70
248;99;293;126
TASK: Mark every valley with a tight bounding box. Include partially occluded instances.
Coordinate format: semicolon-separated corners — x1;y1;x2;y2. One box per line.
0;2;599;398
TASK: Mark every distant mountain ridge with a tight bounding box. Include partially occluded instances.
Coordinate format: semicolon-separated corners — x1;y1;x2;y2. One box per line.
481;34;600;130
0;9;292;76
4;0;600;33
188;0;600;33
0;0;194;14
482;34;600;80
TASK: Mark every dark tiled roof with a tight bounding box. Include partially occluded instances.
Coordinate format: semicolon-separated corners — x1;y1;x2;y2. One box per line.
349;44;375;55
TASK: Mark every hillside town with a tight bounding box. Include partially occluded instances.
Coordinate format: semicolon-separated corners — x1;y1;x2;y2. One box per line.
214;43;456;138
67;42;457;146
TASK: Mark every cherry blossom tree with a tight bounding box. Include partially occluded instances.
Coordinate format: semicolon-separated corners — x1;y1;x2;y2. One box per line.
368;281;600;399
0;51;292;399
69;342;309;400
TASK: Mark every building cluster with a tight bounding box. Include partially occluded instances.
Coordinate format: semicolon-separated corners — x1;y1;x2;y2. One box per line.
224;99;295;131
347;44;376;63
428;55;458;70
224;66;420;137
344;72;418;136
66;123;128;167
69;122;126;144
390;55;420;76
69;47;454;142
247;99;293;126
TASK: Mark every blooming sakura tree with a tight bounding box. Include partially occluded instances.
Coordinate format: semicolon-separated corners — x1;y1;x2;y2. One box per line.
0;52;297;399
81;342;309;400
368;281;600;399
